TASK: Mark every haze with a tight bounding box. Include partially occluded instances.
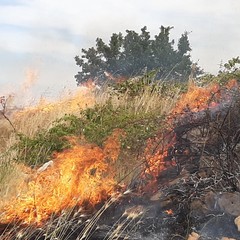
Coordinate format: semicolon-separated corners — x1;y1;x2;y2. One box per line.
0;0;239;103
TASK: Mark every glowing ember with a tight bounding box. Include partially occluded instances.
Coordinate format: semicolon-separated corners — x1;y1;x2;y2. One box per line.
165;209;174;215
0;130;123;224
143;132;176;177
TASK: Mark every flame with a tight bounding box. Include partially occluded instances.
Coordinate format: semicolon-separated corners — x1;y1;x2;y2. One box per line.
165;209;173;215
143;79;239;179
0;79;239;226
0;130;123;224
16;87;95;116
143;132;176;177
10;87;96;137
21;68;38;92
173;81;220;114
81;78;98;89
104;71;128;83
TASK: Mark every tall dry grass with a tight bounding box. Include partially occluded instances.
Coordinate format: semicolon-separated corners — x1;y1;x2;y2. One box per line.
1;80;181;152
96;81;181;115
0;79;182;184
0;79;182;239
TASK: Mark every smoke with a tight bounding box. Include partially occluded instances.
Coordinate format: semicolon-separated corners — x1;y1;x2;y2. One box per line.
0;67;42;110
21;68;38;92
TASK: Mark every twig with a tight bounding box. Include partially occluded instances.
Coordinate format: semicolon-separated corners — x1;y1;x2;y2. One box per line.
0;96;17;133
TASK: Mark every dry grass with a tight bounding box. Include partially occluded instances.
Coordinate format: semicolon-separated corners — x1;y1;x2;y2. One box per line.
0;88;95;149
0;79;181;189
1;80;180;151
96;81;181;115
0;79;182;239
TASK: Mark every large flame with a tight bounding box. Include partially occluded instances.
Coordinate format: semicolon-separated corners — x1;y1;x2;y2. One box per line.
0;130;124;224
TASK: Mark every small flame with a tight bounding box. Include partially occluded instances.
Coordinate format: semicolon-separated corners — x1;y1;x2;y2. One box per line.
104;71;127;83
165;209;173;215
143;132;176;177
81;78;97;90
21;68;38;92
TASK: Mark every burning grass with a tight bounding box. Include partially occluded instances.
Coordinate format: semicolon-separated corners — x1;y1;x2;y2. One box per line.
1;76;240;239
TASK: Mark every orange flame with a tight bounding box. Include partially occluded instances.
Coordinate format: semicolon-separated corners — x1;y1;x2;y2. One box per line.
0;79;239;226
143;132;176;177
165;209;173;215
144;79;239;179
0;130;124;224
81;78;97;89
173;81;220;114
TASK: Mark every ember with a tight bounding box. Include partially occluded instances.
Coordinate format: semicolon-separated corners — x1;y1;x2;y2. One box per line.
165;209;173;215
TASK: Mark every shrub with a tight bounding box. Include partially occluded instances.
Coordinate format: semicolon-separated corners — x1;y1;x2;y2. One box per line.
14;115;83;166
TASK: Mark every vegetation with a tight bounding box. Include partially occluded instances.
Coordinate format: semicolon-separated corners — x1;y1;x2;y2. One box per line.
200;56;240;85
1;75;181;167
0;40;240;239
0;57;239;185
75;26;202;85
14;115;81;166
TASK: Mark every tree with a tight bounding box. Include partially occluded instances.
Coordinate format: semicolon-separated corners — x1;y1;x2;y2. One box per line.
75;26;197;85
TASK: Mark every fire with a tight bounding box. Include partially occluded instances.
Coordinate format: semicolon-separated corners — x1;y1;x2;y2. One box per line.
21;68;38;92
104;71;128;83
173;81;220;114
81;78;98;89
143;132;176;177
143;79;239;179
16;86;96;116
0;78;238;227
10;86;96;137
0;130;124;224
173;79;238;115
165;209;173;215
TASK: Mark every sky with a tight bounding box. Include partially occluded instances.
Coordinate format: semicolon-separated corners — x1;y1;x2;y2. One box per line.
0;0;239;104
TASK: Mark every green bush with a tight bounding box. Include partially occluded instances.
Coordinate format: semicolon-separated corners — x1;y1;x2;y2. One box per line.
13;99;166;167
14;115;83;166
81;101;165;149
200;56;240;86
110;70;159;97
12;73;183;167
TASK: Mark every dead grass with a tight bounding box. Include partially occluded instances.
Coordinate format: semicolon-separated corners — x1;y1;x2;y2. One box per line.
96;81;181;116
0;79;181;190
0;79;182;239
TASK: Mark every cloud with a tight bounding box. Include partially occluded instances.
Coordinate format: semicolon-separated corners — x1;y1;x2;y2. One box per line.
0;0;24;6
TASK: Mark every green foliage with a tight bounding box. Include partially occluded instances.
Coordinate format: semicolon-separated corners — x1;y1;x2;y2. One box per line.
14;115;83;166
200;56;240;85
12;99;165;166
11;73;187;168
75;26;196;85
111;70;159;97
111;70;188;98
80;101;164;149
222;56;240;72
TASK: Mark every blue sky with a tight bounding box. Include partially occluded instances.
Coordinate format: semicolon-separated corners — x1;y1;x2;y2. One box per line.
0;0;239;102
